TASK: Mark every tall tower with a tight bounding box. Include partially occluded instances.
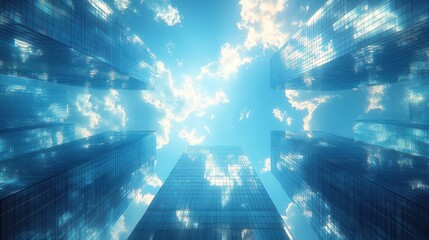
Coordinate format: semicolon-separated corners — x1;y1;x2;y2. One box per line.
129;146;290;240
0;0;156;89
0;131;156;239
271;0;429;90
271;131;429;240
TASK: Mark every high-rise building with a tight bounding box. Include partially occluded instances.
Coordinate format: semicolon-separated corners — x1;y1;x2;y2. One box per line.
0;123;74;161
0;0;156;89
0;131;156;239
0;75;70;129
271;131;429;240
271;0;429;90
129;146;290;240
409;85;429;124
353;119;429;159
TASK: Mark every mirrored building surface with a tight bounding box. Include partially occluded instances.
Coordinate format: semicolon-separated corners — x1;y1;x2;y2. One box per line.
0;75;70;129
129;146;290;240
409;85;429;124
271;0;429;90
0;123;74;161
271;131;429;240
354;119;429;159
0;0;156;89
0;131;156;239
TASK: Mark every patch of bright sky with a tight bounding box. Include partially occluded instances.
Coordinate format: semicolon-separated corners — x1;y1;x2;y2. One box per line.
70;0;411;239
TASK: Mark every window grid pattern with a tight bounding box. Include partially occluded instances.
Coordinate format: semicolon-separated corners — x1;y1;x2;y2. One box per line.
354;120;429;159
271;131;429;240
129;146;290;240
271;0;429;90
0;75;69;130
0;131;156;239
0;0;156;89
0;123;75;161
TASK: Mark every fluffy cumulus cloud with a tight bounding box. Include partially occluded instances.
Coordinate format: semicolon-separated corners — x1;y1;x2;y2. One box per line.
144;173;163;188
145;0;181;26
238;0;288;49
74;90;128;138
114;0;130;11
197;43;252;81
285;90;333;131
129;189;155;205
110;215;128;240
142;61;229;148
366;85;387;113
238;107;251;121
260;157;271;173
179;127;206;145
273;108;292;126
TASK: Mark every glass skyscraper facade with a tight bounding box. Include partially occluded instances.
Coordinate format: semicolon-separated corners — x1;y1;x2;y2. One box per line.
271;131;429;240
129;146;290;240
0;131;156;239
0;123;74;161
271;0;429;90
0;75;70;129
353;119;429;159
409;85;429;124
0;0;156;89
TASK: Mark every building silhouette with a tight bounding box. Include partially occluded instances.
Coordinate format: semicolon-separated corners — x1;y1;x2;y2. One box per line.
271;131;429;240
0;0;156;89
129;146;290;240
271;0;429;90
0;131;156;239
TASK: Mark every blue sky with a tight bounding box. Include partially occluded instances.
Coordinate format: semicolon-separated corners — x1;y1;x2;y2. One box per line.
65;0;411;239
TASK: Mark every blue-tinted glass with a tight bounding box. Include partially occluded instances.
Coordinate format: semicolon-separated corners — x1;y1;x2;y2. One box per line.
129;146;290;240
271;131;429;240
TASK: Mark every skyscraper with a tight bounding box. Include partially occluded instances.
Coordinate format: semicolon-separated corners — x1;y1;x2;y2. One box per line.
0;75;70;129
129;146;290;240
353;119;429;159
271;131;429;240
409;85;429;124
0;123;74;161
0;131;156;239
271;0;429;90
0;0;156;89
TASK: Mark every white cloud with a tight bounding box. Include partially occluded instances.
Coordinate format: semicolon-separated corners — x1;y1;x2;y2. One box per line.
114;0;130;11
145;0;181;26
110;215;128;240
260;157;271;173
366;85;387;113
179;127;206;145
238;107;251;121
104;89;127;128
129;189;155;205
238;0;288;49
144;173;163;188
76;94;101;129
282;202;297;230
286;117;292;126
142;61;229;149
285;90;334;131
272;108;285;122
204;125;211;135
197;43;252;80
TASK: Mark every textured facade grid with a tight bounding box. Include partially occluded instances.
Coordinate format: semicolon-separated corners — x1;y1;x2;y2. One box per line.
0;131;156;239
271;0;429;90
271;131;429;240
0;0;156;89
0;75;70;129
0;123;74;161
409;85;429;124
353;120;429;159
129;146;290;240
